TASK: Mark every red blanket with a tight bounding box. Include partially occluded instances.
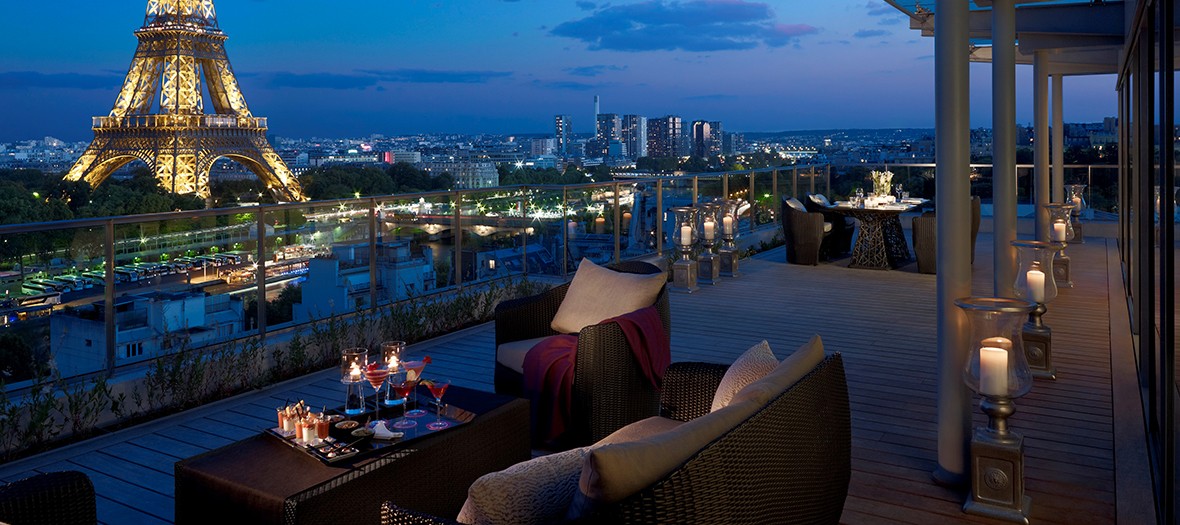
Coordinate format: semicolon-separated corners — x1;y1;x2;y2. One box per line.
522;305;669;443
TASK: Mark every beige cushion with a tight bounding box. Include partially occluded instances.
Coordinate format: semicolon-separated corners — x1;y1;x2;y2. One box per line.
550;258;665;334
495;336;551;374
710;340;778;412
457;446;589;525
592;416;685;447
732;334;825;407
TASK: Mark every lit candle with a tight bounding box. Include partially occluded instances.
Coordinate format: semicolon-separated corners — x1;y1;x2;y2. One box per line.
349;362;361;382
595;216;605;234
703;219;716;240
679;225;692;246
488;259;496;270
567;220;577;238
1071;196;1082;209
622;211;632;228
981;336;1013;351
388;355;399;371
722;215;734;235
1052;222;1066;241
1026;268;1046;303
979;346;1009;396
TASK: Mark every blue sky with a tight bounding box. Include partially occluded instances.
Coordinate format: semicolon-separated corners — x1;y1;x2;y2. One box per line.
0;1;1117;141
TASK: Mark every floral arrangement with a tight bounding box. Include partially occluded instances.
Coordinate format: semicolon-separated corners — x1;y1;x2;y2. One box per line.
870;170;894;197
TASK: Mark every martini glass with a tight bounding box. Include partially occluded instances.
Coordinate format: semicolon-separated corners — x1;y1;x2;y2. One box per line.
389;373;418;429
363;364;390;423
402;359;428;417
425;379;452;431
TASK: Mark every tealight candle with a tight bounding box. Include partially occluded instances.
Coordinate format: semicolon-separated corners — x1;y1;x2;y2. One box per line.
1026;268;1046;303
722;215;734;235
980;346;1009;396
679;225;692;246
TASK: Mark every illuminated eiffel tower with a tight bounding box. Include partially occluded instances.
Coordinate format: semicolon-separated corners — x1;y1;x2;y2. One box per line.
65;0;306;201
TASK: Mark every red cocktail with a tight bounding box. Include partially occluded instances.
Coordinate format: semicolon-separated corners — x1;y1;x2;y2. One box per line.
364;363;390;422
402;358;430;417
424;379;452;430
389;376;418;429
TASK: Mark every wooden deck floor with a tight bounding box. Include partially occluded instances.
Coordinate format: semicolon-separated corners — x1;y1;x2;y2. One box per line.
0;234;1137;524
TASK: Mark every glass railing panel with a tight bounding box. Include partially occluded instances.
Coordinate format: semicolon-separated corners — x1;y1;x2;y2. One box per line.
696;175;724;203
563;184;617;270
521;186;566;277
2;225;108;383
620;180;659;260
373;192;456;305
747;170;775;230
267;200;372;331
458;188;527;284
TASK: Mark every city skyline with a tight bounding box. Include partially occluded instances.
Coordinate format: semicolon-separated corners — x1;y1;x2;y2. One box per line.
0;1;1118;143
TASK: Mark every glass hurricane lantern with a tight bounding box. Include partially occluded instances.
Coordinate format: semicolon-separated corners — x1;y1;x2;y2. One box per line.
341;348;368;415
669;206;699;293
1011;240;1066;380
1043;203;1075;289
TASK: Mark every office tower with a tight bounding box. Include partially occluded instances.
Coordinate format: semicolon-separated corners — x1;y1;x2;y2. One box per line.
622;115;648;159
594;95;600;118
554;115;572;156
648;116;683;158
692;120;723;158
588;113;621;158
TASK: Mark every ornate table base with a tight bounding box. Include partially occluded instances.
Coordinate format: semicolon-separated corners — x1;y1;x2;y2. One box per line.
843;209;913;270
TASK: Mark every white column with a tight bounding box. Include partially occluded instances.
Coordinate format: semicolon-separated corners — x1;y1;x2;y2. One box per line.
933;0;972;487
1034;51;1051;240
992;0;1018;298
1052;73;1065;202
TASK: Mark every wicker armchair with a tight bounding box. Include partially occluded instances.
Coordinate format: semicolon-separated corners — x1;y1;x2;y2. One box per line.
804;193;854;258
0;471;97;525
382;354;851;525
911;195;981;274
780;197;829;265
494;260;671;446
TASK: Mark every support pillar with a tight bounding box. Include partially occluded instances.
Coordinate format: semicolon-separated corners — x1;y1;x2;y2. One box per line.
1033;51;1051;241
1052;74;1065;203
933;0;972;488
992;0;1018;298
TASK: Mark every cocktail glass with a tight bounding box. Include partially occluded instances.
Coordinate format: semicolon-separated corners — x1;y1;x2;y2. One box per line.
425;379;452;431
363;364;390;423
389;373;418;429
402;359;428;417
381;341;406;407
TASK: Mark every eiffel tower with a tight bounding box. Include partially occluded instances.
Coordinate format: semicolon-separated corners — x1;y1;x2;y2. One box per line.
65;0;306;201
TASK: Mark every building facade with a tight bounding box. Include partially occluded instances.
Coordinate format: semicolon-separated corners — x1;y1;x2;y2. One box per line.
622;115;648;159
647;115;683;158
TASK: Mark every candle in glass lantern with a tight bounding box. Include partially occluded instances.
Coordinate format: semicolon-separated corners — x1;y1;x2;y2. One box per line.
1026;268;1046;303
703;219;716;240
349;362;361;382
722;215;734;235
979;346;1009;396
1072;196;1082;209
1052;222;1066;241
679;225;692;246
622;211;632;228
489;259;496;270
567;220;577;238
594;216;605;234
981;336;1013;351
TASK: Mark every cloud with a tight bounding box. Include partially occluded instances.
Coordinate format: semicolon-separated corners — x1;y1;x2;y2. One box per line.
877;17;902;26
551;1;819;52
854;29;889;38
576;0;596;10
563;65;627;77
0;71;123;90
266;72;380;90
684;94;737;101
531;79;606;91
360;69;514;83
865;1;896;16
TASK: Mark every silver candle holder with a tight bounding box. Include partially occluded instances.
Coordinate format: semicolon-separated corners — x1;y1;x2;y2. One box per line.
696;203;722;285
719;199;741;278
1012;240;1065;380
669;206;699;293
1066;184;1086;244
1044;203;1075;289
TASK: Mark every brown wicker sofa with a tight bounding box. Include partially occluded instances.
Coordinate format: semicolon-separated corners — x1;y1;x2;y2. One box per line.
0;470;97;525
493;260;671;446
381;352;851;524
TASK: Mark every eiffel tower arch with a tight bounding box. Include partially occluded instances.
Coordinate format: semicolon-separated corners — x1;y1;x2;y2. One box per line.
65;0;306;202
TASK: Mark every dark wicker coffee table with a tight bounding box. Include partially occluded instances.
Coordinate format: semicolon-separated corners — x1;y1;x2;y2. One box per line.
174;385;529;525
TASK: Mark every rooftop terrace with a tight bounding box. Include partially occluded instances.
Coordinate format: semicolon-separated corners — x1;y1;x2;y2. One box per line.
0;231;1147;524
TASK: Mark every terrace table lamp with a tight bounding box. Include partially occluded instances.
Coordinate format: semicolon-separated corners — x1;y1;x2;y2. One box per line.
719;199;742;278
1012;240;1066;380
670;207;699;293
341;348;367;415
957;297;1036;524
696;203;722;285
1044;203;1076;288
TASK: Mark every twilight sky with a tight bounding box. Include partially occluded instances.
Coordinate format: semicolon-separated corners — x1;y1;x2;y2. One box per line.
0;0;1117;142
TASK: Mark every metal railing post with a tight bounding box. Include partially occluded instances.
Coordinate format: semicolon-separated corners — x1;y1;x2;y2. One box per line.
722;172;729;200
105;219;116;374
772;169;779;210
453;191;463;288
521;190;529;276
809;165;817;194
369;198;378;309
613;183;621;264
256;207;267;339
562;187;569;276
692;177;699;206
749;171;756;230
792;166;798;199
656;181;664;257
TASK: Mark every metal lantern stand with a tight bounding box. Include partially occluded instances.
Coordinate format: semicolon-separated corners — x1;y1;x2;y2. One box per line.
697;204;722;285
1044;203;1075;289
956;297;1037;524
719;199;742;278
1066;184;1086;243
1011;240;1065;380
670;207;699;293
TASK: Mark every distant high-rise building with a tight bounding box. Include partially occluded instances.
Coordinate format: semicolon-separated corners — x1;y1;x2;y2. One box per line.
531;138;556;156
554;115;573;156
722;132;744;155
648;116;683;158
691;120;723;158
587;113;622;158
622;115;648;159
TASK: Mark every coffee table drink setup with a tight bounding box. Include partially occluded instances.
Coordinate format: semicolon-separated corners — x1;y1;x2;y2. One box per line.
174;341;530;524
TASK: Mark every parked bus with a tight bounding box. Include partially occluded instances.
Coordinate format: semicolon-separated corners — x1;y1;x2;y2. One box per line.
21;281;56;295
114;268;140;283
55;276;92;290
15;292;61;308
82;271;107;286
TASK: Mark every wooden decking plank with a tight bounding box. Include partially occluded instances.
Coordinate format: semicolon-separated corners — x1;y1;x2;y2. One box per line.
43;461;173;523
100;442;181;477
95;495;172;525
68;450;175;497
127;432;210;460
